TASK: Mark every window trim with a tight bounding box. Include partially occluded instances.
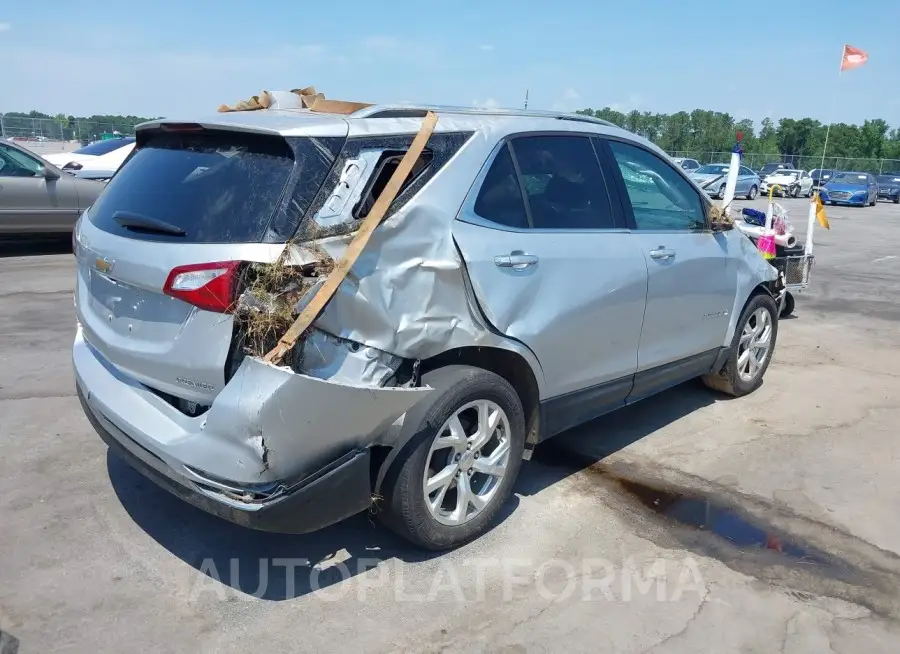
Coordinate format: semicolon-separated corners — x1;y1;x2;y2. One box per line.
459;130;629;233
594;135;712;234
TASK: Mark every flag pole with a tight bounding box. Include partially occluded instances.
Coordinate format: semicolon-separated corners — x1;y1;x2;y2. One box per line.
807;46;845;255
817;46;845;175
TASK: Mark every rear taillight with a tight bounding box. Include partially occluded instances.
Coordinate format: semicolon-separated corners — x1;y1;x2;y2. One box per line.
163;261;240;313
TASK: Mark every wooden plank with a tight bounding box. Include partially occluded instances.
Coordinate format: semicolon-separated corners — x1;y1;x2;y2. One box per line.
263;111;439;365
308;98;373;115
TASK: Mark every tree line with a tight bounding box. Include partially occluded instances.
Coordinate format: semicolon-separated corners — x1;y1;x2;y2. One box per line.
1;110;157;142
6;106;900;170
575;107;900;172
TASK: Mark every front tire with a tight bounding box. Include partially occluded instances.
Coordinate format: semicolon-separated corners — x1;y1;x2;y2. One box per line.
790;185;800;198
377;365;526;550
702;293;778;397
718;184;727;200
779;292;795;317
746;185;758;200
893;195;899;204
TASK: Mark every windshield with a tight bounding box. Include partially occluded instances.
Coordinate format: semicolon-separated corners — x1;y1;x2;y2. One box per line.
830;173;867;185
760;164;784;173
771;170;798;177
73;137;136;156
695;165;729;174
877;175;900;184
812;169;834;178
88;130;342;243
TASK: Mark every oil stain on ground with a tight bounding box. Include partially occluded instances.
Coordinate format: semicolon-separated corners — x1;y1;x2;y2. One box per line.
611;475;833;567
529;444;900;618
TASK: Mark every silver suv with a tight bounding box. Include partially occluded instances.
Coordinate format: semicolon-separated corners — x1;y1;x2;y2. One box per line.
73;102;778;550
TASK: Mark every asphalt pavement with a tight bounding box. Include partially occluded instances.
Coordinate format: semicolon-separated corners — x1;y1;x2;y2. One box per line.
2;198;900;653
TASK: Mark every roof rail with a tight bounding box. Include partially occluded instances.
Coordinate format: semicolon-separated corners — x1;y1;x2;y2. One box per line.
352;104;619;127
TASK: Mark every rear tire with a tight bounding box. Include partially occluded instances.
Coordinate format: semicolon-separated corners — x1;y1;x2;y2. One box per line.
702;293;778;397
893;196;899;204
377;365;526;550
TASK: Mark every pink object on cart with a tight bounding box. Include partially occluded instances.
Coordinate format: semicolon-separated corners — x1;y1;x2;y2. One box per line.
757;233;776;259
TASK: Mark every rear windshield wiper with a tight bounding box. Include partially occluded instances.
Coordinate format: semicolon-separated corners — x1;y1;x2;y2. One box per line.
113;211;186;236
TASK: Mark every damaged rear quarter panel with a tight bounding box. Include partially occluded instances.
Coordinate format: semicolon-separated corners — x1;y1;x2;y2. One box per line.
200;356;431;482
306;124;546;393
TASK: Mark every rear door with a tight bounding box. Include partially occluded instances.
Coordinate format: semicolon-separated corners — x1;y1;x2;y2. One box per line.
598;138;735;394
0;143;80;233
74;126;346;405
453;134;648;410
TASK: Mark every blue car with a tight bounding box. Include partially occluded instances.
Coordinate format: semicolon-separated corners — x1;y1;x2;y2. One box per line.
820;171;878;207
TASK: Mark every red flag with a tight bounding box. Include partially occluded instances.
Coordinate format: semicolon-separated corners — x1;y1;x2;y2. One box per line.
841;44;868;71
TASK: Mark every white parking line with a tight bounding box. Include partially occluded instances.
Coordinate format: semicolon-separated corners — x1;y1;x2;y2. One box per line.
871;255;897;264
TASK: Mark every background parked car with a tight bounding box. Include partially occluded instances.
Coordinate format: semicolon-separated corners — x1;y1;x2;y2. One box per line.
43;136;135;171
820;171;878;207
876;174;900;203
671;157;701;172
0;139;105;235
689;163;760;199
760;169;813;197
756;162;790;180
809;168;837;193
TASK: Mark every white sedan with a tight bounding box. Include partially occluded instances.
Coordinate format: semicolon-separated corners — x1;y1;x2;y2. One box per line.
43;137;135;171
760;169;813;197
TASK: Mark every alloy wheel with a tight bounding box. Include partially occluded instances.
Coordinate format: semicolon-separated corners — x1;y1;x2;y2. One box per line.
422;400;511;526
738;307;773;382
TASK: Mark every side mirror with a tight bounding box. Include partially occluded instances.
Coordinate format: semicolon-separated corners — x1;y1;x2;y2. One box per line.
39;166;60;181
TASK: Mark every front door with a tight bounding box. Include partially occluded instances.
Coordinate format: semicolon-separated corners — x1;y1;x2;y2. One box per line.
0;143;80;234
454;134;648;405
599;138;736;385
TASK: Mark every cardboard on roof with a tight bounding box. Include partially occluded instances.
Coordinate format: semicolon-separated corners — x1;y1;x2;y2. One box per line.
217;86;372;115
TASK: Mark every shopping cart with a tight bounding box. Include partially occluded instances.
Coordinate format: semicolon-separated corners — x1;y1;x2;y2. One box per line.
739;206;815;317
768;245;814;317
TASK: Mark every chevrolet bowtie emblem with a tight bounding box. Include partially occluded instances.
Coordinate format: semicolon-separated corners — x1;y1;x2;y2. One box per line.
94;257;115;274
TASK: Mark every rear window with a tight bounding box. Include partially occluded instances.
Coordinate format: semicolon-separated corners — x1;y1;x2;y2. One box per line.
88;130;336;243
73;137;135;156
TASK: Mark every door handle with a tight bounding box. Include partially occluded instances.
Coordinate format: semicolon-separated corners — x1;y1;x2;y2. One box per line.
649;248;676;261
494;251;539;269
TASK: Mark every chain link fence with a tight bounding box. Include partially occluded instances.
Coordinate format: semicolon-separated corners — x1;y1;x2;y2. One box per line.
0;115;137;144
668;151;900;175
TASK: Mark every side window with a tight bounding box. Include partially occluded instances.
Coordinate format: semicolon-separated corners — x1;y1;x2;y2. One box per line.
607;140;707;231
473;144;529;229
509;135;615;229
353;149;433;218
740;166;755;176
0;145;44;178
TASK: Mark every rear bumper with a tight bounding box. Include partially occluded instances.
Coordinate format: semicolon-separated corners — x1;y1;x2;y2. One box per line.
73;326;430;532
81;386;373;533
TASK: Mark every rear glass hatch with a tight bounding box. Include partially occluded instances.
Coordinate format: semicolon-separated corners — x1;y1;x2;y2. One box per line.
77;124;347;406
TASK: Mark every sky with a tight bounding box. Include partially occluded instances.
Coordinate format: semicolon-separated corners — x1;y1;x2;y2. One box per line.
1;0;899;129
